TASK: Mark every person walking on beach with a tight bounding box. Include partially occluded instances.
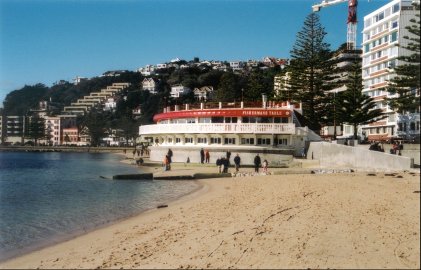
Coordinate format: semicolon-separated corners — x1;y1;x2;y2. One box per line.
163;155;170;171
216;157;222;173
226;151;231;168
167;149;173;164
205;150;210;163
254;154;261;173
200;148;205;164
226;151;231;161
234;153;241;172
262;159;268;174
222;157;229;173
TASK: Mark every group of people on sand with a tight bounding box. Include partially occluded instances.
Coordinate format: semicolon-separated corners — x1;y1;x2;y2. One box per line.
390;141;403;155
162;149;269;174
215;151;234;173
369;141;403;155
200;148;210;164
217;152;268;174
253;154;268;173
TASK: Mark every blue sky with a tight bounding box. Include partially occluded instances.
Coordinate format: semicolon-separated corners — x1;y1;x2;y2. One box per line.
0;0;389;105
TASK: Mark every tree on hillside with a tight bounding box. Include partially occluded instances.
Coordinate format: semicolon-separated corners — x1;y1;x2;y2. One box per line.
118;115;139;146
386;3;420;138
214;72;241;102
80;110;109;146
3;84;49;115
338;62;385;140
287;12;337;132
26;116;45;145
197;70;224;88
245;70;272;101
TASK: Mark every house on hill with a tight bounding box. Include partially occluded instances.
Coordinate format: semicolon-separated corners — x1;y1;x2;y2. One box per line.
170;85;191;98
142;78;159;94
193;86;214;101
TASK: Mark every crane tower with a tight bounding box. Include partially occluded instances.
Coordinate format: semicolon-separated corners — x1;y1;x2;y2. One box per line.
312;0;358;50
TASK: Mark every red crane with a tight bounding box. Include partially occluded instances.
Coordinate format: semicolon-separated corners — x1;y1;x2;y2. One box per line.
312;0;358;50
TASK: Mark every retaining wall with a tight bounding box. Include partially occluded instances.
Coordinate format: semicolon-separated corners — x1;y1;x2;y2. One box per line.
149;146;294;166
307;141;414;171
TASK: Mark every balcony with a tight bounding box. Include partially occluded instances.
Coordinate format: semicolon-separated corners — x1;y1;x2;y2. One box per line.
139;123;296;135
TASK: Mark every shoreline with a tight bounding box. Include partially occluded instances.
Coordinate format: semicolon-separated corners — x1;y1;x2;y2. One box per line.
0;177;212;269
0;152;201;264
1;168;419;269
0;181;205;264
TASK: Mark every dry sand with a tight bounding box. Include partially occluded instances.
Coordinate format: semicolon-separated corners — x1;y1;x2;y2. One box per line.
1;163;419;269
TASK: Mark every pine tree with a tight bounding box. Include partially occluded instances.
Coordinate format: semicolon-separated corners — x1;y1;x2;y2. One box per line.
288;12;337;132
339;63;385;139
27;116;45;145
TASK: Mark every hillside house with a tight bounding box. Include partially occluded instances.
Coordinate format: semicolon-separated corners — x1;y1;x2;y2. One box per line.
193;86;214;101
142;78;159;94
170;85;191;98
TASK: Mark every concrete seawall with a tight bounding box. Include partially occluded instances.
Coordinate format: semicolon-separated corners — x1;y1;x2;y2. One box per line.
307;141;414;171
149;146;294;166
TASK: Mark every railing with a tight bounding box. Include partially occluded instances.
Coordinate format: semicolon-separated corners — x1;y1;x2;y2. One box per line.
167;101;297;111
139;123;296;135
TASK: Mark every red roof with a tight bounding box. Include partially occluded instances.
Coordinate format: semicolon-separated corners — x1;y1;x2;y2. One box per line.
153;108;291;122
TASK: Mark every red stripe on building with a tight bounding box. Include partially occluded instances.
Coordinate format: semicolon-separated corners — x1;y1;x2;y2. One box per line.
153;109;291;122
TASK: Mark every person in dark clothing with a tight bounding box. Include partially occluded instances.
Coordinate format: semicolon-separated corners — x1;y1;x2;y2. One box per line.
216;157;222;173
205;150;210;163
200;148;205;164
226;151;231;167
254;154;261;173
233;153;241;172
222;157;229;173
167;149;173;163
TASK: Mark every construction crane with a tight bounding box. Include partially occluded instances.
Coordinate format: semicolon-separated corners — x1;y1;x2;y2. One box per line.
312;0;358;50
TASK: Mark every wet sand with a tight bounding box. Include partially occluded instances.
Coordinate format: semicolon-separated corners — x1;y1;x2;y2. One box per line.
0;162;419;269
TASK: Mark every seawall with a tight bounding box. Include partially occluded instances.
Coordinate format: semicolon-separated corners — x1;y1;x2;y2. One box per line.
307;141;414;171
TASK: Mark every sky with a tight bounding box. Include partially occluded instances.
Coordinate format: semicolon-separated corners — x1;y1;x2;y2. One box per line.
0;0;389;105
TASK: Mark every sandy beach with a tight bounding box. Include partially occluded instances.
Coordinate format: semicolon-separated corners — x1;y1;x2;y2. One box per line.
1;159;419;269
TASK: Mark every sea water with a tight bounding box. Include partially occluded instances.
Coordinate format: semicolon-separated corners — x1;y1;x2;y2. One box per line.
0;151;200;261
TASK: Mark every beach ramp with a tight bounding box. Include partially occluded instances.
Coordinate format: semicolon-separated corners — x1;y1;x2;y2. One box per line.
307;141;414;171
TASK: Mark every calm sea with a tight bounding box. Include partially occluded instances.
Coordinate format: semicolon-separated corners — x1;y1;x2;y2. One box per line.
0;151;201;261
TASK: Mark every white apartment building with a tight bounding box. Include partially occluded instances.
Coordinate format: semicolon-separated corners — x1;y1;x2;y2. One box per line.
44;115;77;146
229;61;244;71
138;65;156;76
170;85;191;98
73;76;88;85
44;116;61;146
361;0;419;141
104;97;117;111
273;72;292;99
4;116;25;144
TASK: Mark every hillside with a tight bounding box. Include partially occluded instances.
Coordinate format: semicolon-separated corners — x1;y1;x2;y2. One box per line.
1;63;281;129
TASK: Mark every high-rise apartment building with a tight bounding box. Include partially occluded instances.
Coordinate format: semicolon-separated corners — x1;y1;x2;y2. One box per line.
361;0;419;142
